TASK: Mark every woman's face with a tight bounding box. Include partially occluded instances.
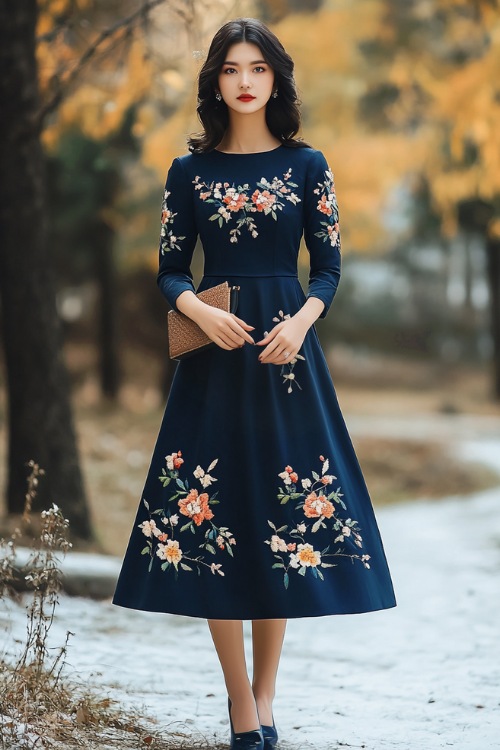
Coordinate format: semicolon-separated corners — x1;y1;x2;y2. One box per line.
217;41;275;114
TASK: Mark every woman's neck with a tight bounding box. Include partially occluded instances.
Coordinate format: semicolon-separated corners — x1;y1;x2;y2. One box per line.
217;116;281;153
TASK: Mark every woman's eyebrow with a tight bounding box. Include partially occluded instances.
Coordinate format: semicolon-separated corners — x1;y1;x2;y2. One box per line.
222;60;267;65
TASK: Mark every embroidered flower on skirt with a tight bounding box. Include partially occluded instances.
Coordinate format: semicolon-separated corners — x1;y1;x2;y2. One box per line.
264;455;371;588
138;451;236;577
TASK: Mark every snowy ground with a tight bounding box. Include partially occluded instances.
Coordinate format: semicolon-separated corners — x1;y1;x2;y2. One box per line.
2;427;500;749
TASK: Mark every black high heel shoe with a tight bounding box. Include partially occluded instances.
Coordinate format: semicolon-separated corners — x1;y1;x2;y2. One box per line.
227;697;264;749
260;716;278;750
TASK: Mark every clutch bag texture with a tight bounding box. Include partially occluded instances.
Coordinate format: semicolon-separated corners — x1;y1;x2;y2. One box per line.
167;281;240;361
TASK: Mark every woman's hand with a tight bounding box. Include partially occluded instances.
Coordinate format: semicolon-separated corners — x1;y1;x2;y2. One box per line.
256;315;310;364
255;297;326;364
194;306;256;351
175;290;255;351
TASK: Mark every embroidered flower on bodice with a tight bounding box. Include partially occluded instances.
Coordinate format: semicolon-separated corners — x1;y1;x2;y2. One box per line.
192;168;301;244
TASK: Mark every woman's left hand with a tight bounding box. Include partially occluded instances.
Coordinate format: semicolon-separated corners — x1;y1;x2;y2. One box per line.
256;315;310;365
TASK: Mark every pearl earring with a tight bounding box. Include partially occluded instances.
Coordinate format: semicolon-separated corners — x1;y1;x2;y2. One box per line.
215;92;222;101
272;89;278;98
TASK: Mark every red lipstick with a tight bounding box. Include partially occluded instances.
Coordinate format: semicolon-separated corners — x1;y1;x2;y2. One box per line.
237;95;255;101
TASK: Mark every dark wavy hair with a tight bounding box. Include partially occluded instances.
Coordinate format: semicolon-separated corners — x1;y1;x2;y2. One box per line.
187;17;312;154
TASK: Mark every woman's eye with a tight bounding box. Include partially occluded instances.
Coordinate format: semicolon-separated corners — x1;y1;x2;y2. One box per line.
222;66;267;74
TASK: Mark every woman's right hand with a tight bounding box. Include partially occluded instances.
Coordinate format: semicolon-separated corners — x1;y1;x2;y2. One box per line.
175;290;255;350
195;306;256;350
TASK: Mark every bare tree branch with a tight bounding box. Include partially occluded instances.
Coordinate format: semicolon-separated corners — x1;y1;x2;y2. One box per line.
37;0;175;127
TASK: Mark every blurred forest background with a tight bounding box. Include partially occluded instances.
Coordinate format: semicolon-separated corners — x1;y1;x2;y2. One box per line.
1;0;500;553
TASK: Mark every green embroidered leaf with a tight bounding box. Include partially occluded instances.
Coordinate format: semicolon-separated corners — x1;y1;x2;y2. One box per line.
267;520;277;530
190;525;196;534
209;499;220;504
141;546;150;555
161;562;169;571
143;499;150;510
180;522;192;532
180;563;193;571
312;471;320;481
148;558;153;572
151;509;164;515
321;562;336;568
317;568;325;581
289;492;303;499
272;562;284;569
276;525;288;533
168;493;179;502
226;544;234;558
209;214;219;221
311;519;323;533
175;478;185;490
311;567;318;578
283;572;289;589
280;497;290;505
298;566;307;576
205;543;216;555
158;476;170;486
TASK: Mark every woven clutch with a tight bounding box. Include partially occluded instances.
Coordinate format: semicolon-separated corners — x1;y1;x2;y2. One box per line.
167;281;240;361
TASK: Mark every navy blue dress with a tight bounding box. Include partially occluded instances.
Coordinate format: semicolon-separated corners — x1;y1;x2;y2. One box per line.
112;144;397;619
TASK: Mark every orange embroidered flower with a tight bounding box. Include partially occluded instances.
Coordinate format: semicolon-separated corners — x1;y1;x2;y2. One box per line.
251;189;276;211
178;488;214;526
289;472;299;483
223;191;248;212
303;491;334;519
287;542;296;552
161;209;171;224
317;194;333;216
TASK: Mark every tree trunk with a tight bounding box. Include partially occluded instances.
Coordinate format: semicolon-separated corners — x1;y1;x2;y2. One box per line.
0;0;93;539
486;236;500;400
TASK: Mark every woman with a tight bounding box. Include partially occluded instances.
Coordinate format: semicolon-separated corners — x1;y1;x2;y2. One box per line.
112;16;397;750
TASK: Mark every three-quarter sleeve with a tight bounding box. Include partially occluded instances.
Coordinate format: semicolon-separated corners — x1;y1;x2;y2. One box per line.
303;149;342;319
156;156;199;311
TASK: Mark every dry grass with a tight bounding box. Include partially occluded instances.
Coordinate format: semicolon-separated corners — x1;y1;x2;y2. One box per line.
0;462;228;750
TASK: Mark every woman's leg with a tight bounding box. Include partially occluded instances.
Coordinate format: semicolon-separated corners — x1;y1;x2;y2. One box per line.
251;619;287;726
207;619;260;733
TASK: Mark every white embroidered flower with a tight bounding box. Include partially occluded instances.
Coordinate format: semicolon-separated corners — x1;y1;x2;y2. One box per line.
138;519;157;538
270;535;288;553
278;470;292;485
170;514;179;526
289;543;321;568
301;479;312;490
210;563;225;576
297;522;307;534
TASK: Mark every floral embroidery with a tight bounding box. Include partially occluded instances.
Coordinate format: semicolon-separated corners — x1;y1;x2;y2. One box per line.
192;169;301;244
160;189;186;254
264;456;370;588
139;451;236;577
313;168;340;248
263;309;306;394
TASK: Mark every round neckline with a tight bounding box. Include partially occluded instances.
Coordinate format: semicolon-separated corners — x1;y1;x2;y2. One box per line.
213;144;284;155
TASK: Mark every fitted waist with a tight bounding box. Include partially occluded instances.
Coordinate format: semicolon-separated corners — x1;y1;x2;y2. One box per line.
202;273;299;278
